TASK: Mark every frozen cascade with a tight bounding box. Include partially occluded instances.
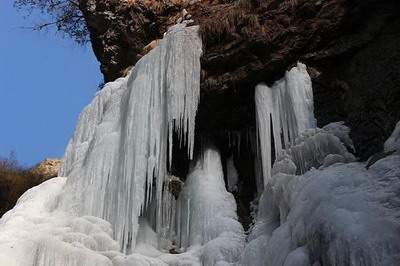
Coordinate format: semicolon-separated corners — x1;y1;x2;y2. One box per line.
255;62;316;186
58;23;202;252
0;23;204;266
1;23;399;264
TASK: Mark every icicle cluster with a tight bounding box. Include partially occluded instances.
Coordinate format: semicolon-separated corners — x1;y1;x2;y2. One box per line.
59;24;202;252
255;62;316;186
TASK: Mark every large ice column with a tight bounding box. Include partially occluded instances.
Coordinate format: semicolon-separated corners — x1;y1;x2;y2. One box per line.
176;147;245;265
59;24;202;252
255;63;316;186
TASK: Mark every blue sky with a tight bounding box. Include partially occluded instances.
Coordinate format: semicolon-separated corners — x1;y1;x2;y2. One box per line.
0;1;102;167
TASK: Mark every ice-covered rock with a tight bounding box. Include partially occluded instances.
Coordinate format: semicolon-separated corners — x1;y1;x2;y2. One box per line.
248;66;400;265
384;120;400;153
241;152;400;266
285;128;355;174
322;121;355;152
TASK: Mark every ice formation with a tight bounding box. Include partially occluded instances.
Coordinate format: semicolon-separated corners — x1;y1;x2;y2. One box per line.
58;23;202;252
247;63;400;265
322;121;355;152
241;152;400;266
0;147;244;266
176;147;244;264
1;24;400;265
384;120;400;153
0;23;206;266
255;63;316;186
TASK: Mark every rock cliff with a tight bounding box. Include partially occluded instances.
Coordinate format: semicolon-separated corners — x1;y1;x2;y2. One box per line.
80;0;400;159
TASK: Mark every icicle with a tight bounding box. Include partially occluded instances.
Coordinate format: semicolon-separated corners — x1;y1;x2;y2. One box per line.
255;63;316;185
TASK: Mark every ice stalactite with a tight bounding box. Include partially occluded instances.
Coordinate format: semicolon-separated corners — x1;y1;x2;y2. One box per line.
59;23;202;252
255;62;316;187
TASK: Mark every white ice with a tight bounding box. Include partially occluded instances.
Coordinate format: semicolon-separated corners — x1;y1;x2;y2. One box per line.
255;62;316;186
250;63;400;266
58;23;202;252
241;152;400;266
176;147;245;265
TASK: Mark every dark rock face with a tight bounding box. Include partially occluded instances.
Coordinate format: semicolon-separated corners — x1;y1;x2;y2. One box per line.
310;2;400;159
80;0;400;159
80;0;186;82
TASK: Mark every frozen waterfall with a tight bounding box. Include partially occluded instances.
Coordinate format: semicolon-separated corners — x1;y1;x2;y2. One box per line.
1;24;400;265
0;23;206;266
59;23;202;252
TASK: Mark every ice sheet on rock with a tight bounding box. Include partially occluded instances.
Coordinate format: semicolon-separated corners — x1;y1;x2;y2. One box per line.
241;153;400;266
284;128;355;174
176;147;245;265
322;121;355;152
384;120;400;152
58;24;202;252
255;63;316;185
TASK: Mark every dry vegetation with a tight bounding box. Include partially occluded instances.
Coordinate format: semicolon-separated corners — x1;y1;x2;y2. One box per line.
0;154;43;216
198;2;265;48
